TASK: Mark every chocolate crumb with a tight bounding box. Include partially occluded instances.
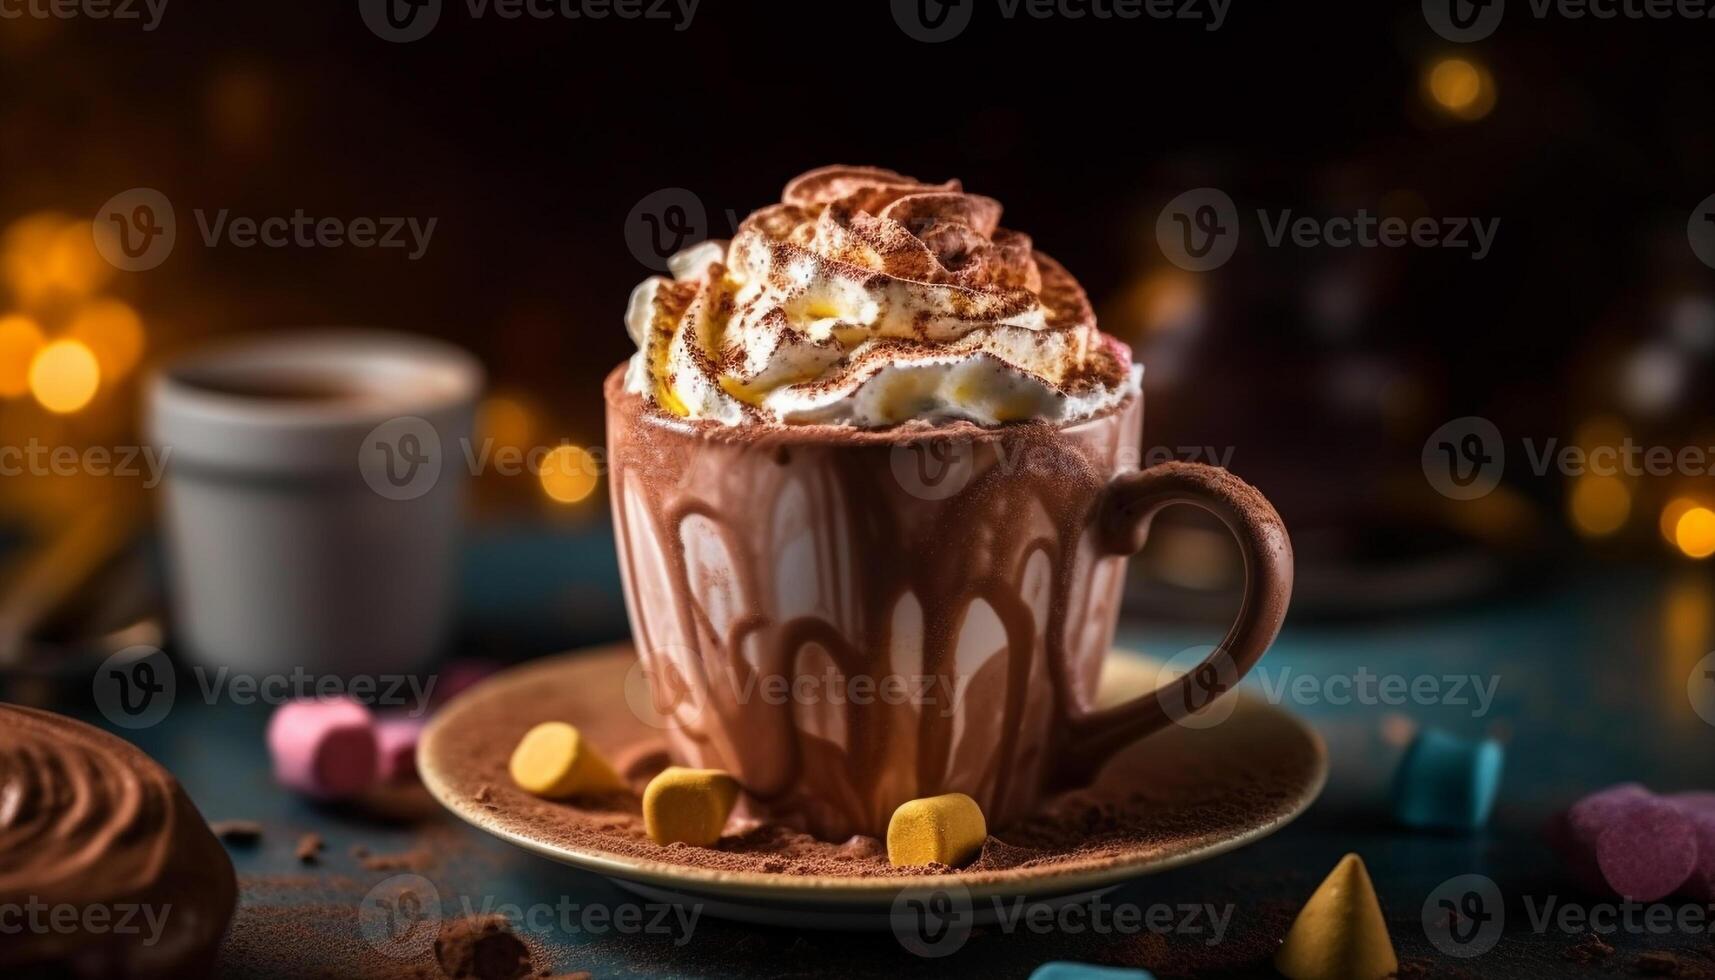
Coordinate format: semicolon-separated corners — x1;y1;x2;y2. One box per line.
351;844;372;859
1637;951;1688;976
361;847;435;873
210;819;264;844
1390;959;1432;978
834;835;884;860
295;833;324;864
435;914;533;980
1565;930;1616;962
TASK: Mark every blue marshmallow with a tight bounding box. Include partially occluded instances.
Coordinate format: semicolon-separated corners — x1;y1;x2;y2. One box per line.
1029;963;1156;980
1391;727;1504;831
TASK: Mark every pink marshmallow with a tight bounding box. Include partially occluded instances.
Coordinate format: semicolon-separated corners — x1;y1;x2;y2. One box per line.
375;717;425;783
267;697;378;800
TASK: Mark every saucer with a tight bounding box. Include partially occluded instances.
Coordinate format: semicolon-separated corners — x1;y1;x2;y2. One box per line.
419;644;1326;929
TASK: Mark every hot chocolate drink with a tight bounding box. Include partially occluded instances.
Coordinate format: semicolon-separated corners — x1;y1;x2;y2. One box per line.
608;167;1291;840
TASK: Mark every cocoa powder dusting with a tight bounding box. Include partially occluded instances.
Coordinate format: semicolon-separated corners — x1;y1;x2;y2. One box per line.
360;846;437;873
434;914;533;980
424;645;1322;885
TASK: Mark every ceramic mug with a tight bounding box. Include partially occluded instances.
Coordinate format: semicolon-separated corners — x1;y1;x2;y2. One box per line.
606;368;1293;839
148;330;481;677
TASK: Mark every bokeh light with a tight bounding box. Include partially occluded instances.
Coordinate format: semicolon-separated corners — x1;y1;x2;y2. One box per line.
1123;269;1203;337
539;445;599;504
0;314;45;398
1;212;112;307
1662;496;1702;546
206;64;275;153
1568;473;1631;537
1574;414;1630;452
1675;507;1715;559
477;393;536;451
1425;57;1497;121
28;339;101;414
66;299;145;381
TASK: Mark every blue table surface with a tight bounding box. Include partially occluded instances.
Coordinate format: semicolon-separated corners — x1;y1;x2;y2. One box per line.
45;526;1715;979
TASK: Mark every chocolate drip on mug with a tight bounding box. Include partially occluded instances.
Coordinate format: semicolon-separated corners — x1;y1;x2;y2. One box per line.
607;369;1140;839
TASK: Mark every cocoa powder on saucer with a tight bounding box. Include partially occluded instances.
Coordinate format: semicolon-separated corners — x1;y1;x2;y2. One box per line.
431;691;1322;883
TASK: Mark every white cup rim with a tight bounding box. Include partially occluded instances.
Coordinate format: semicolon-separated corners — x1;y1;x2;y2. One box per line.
151;328;482;427
147;328;484;475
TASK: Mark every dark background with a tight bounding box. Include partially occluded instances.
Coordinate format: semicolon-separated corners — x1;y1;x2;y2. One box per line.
6;1;1714;604
8;6;1715;979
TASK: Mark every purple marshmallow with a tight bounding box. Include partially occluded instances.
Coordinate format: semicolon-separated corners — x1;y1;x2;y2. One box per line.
1555;784;1696;902
1668;793;1715;901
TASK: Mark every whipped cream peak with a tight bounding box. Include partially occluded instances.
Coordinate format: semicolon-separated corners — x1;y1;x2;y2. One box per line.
625;165;1139;427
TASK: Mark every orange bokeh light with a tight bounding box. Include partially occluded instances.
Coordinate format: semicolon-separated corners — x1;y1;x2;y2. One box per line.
1567;474;1630;537
1675;507;1715;560
66;299;146;381
0;314;45;398
29;339;101;414
1;213;112;307
1426;58;1497;122
539;445;599;504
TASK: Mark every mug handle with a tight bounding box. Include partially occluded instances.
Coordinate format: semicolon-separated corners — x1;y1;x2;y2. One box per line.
1061;461;1294;778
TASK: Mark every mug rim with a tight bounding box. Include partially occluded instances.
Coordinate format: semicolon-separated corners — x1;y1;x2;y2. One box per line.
148;329;483;475
603;363;1138;447
153;328;483;430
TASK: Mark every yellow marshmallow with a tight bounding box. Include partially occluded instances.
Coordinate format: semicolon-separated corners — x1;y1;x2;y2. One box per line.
886;793;986;868
508;722;625;799
642;767;740;846
1275;853;1398;980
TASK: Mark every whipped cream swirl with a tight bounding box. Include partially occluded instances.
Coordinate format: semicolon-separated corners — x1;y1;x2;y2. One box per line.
625;166;1140;427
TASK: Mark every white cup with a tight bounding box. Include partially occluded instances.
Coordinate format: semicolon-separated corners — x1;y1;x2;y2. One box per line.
147;330;483;677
